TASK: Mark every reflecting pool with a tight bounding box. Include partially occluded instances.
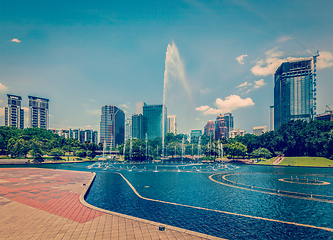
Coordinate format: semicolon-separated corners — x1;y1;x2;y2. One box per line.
3;161;333;239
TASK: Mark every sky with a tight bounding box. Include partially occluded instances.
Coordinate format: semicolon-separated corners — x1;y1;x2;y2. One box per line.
1;0;333;136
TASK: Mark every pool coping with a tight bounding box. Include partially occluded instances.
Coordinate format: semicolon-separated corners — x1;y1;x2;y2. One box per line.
79;172;225;240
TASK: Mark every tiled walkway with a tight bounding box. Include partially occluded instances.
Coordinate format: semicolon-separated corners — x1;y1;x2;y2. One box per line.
0;168;223;239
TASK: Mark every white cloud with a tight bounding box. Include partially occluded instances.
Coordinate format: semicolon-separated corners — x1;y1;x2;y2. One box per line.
88;99;97;103
119;102;130;109
0;83;8;92
251;47;333;76
253;79;267;89
86;125;91;128
236;81;252;88
317;51;333;70
195;95;254;115
11;38;21;43
200;87;212;95
276;36;292;43
195;118;200;121
236;54;248;64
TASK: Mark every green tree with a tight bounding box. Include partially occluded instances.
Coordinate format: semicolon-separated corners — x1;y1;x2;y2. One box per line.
225;142;247;159
49;148;64;160
251;148;272;160
7;137;28;158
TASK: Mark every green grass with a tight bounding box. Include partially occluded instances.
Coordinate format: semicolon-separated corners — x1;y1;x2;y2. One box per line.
279;157;333;167
256;157;276;165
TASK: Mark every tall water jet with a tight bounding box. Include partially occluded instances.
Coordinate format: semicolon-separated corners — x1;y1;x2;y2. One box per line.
130;137;132;160
198;136;201;157
145;133;148;160
181;136;185;162
162;41;191;157
123;140;126;160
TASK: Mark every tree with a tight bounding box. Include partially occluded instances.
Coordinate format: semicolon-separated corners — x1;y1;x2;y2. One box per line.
251;148;272;160
29;138;44;161
75;149;86;158
49;148;64;160
225;142;247;159
7;137;28;158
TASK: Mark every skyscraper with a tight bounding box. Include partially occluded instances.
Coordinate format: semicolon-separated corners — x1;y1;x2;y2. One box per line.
223;113;234;138
100;105;125;149
167;115;177;135
143;104;167;140
274;59;313;130
28;96;49;129
136;102;146;115
125;118;132;141
215;114;227;139
5;94;24;129
253;126;267;136
132;114;147;139
204;120;215;139
269;106;274;131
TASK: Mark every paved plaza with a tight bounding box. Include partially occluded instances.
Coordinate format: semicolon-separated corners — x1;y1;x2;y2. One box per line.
0;168;223;240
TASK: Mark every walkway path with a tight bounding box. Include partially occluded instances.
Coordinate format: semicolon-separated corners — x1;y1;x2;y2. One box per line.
0;168;222;240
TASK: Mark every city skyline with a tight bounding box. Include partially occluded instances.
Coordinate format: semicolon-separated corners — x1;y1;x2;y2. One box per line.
1;0;332;134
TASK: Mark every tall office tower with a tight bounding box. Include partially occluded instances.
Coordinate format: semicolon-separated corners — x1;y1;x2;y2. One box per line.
28;96;49;129
136;102;146;115
167;115;177;135
143;104;167;140
204;120;215;139
100;105;125;149
69;129;80;140
5;94;24;129
253;126;267;136
269;106;274;131
215;114;227;139
132;114;147;139
223;113;234;138
274;59;313;130
125;118;132;141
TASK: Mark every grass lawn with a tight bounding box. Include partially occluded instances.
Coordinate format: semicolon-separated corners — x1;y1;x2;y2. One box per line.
278;157;333;167
256;157;276;165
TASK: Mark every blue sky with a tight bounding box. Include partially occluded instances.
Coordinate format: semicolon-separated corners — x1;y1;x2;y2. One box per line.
1;0;332;135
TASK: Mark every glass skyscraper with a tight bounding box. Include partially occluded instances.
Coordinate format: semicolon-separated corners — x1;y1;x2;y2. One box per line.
143;104;167;140
274;59;313;130
131;114;147;139
223;113;233;138
100;105;125;149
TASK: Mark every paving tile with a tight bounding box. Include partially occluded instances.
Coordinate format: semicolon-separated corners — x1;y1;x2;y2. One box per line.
0;168;221;240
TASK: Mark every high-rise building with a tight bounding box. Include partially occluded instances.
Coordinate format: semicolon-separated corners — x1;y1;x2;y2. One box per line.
274;59;314;130
143;104;167;140
204;120;215;139
132;114;147;139
136;102;146;115
28;96;49;129
269;106;274;131
223;113;234;138
5;94;24;129
125;118;132;141
229;128;246;138
100;105;125;149
190;130;202;138
167;115;177;135
253;126;267;136
56;129;98;144
215;114;227;139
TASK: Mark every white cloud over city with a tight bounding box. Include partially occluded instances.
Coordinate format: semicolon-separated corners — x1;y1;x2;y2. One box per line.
11;38;21;43
236;54;248;64
236;79;267;94
251;47;333;77
0;83;8;92
195;95;254;115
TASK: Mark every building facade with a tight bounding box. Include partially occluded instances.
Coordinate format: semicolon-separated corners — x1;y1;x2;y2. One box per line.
143;104;167;140
215;114;227;139
253;126;267;136
136;102;146;115
190;130;202;138
269;106;274;131
223;113;234;138
167;115;177;135
229;128;246;138
100;105;125;149
274;59;313;130
53;129;98;144
28;96;49;129
204;120;215;139
131;114;147;139
125;118;132;141
5;94;24;129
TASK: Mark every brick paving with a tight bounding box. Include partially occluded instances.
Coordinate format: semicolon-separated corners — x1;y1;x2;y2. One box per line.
0;168;223;240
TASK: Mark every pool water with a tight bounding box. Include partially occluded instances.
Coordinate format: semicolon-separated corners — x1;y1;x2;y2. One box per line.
4;161;333;239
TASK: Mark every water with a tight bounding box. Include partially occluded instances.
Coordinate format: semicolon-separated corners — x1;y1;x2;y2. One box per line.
3;162;333;239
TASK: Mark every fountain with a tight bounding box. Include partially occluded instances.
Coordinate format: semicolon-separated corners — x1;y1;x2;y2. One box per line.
130;138;133;160
181;136;185;162
123;141;126;160
145;133;148;160
198;136;201;158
